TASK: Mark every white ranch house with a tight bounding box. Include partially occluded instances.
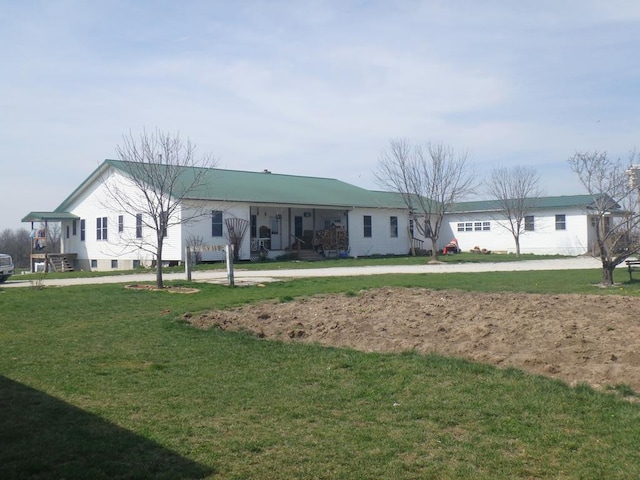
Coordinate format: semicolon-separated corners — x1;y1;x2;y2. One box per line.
23;160;417;271
23;160;608;272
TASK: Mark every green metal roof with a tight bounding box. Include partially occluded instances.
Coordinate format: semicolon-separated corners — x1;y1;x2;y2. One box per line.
57;159;410;210
22;211;80;222
177;168;381;207
47;159;610;217
449;194;611;213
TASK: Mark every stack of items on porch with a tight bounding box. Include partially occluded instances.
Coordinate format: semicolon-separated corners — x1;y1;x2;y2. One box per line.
314;227;348;258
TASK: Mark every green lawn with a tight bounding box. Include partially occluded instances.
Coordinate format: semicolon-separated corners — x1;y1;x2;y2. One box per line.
2;269;640;479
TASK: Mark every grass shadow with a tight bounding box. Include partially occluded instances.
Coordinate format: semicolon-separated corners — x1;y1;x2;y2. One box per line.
0;375;213;479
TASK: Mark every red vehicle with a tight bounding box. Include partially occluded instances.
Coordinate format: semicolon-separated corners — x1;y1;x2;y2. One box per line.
443;238;459;255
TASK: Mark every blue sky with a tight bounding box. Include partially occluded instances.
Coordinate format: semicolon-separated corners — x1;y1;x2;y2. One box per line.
2;0;639;230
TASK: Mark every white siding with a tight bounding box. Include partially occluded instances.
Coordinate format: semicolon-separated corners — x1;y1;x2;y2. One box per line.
58;168;184;270
442;208;590;255
182;202;251;261
348;208;412;257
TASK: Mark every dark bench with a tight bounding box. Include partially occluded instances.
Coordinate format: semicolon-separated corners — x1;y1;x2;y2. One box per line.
625;260;640;281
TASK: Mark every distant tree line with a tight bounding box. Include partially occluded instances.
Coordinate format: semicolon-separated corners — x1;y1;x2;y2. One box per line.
0;228;31;268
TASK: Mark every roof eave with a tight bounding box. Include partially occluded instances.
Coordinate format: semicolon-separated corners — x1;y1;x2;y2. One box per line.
22;212;80;223
54;160;112;212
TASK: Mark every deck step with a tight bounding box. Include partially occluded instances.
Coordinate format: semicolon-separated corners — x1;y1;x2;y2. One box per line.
48;256;75;272
294;250;325;262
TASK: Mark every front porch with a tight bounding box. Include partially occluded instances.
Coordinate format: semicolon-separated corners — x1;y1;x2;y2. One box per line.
248;206;350;260
22;212;80;273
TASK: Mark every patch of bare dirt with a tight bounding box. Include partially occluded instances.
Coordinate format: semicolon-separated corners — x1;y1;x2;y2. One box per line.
186;288;640;392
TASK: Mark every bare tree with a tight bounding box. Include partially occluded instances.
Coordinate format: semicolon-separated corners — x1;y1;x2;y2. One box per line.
568;150;640;286
376;139;478;261
103;129;217;288
0;228;31;268
485;165;545;256
45;222;61;252
186;235;205;265
225;217;249;262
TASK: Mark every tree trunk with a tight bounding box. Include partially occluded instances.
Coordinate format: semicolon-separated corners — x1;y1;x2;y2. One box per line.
515;236;521;257
601;264;615;286
429;237;439;262
156;237;164;289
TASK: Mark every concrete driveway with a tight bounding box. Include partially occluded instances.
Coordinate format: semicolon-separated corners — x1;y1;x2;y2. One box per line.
2;256;604;288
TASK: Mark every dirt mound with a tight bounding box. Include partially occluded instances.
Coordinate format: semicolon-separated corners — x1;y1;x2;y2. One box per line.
186;288;640;392
125;284;200;294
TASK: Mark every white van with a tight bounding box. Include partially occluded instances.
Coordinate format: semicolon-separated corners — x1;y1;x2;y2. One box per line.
0;254;14;283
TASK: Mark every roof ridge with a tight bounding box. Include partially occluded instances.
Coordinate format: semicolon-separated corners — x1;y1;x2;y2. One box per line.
105;158;347;183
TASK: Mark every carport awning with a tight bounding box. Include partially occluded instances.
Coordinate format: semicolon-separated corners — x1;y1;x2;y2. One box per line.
22;211;80;222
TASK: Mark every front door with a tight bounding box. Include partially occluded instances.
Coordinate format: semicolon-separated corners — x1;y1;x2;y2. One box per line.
270;217;281;250
294;216;303;240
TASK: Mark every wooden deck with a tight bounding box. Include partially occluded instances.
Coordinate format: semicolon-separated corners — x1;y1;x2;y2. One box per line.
30;253;77;272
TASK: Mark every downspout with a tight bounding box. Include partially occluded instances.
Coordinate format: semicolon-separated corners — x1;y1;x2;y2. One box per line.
313;209;316;245
287;207;292;249
345;209;350;254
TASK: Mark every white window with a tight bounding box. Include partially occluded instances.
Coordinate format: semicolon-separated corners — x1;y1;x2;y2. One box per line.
363;216;372;238
390;216;398;237
555;214;566;231
161;211;169;238
96;217;107;241
136;214;143;239
459;221;489;232
212;210;223;237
